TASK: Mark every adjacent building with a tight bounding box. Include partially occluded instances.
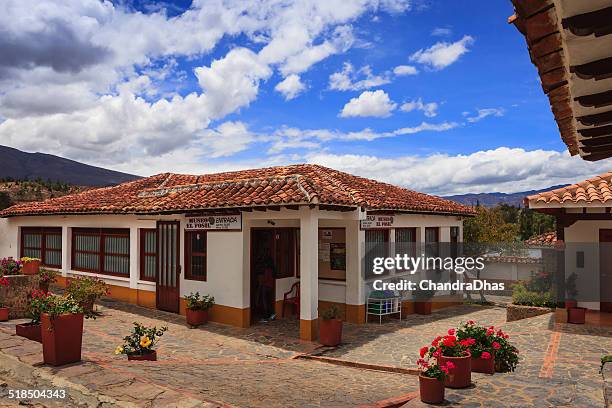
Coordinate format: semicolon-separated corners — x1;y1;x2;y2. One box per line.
0;164;474;340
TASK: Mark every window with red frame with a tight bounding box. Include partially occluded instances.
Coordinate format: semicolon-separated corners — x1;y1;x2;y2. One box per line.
72;228;130;276
21;227;62;268
140;229;157;282
185;231;207;281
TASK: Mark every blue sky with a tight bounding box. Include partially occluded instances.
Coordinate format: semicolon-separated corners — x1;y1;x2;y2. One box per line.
0;0;610;195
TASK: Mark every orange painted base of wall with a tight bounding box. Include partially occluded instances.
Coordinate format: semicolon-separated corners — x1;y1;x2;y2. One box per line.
300;319;318;341
274;300;365;324
179;298;250;328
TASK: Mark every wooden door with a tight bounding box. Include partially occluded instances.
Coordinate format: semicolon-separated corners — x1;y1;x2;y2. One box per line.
156;221;181;313
600;230;612;312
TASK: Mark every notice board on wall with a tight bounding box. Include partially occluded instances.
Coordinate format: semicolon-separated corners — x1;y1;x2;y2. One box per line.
318;228;346;280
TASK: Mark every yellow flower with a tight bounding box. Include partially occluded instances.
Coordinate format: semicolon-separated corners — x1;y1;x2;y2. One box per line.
139;336;152;348
114;346;124;355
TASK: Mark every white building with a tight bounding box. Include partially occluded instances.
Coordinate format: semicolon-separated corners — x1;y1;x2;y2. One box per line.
0;164;473;340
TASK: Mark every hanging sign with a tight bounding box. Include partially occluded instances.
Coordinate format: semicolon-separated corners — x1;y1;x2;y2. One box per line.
360;215;395;230
185;214;242;231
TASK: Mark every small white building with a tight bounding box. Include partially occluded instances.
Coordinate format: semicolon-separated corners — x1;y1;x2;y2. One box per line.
0;164;474;340
526;172;612;312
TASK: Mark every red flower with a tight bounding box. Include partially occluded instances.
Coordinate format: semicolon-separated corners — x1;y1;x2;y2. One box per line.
445;361;455;370
441;366;449;374
433;350;441;358
481;352;491;360
420;346;429;358
492;342;501;350
442;335;456;347
486;328;494;336
447;328;455;335
467;320;475;325
432;336;442;347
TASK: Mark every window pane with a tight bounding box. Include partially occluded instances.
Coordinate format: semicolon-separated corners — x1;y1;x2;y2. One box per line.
23;233;41;249
76;235;100;252
23;248;41;259
104;255;129;275
144;255;156;279
45;250;61;266
46;234;62;250
396;228;416;243
191;255;206;278
191;232;205;253
75;252;99;270
105;236;129;255
144;231;156;253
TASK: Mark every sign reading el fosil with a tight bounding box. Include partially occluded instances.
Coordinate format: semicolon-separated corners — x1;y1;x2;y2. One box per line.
360;215;395;230
185;215;242;231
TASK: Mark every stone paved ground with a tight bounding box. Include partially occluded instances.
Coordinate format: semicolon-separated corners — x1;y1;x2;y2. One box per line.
1;298;610;407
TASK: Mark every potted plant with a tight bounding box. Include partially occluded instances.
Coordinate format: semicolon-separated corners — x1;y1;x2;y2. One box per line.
114;322;168;361
38;268;59;293
16;289;48;342
417;345;454;404
491;327;519;373
65;276;109;317
0;273;9;321
456;321;495;374
565;273;578;309
427;330;471;388
40;295;84;366
414;288;435;315
568;306;587;324
0;257;22;276
21;257;41;275
185;292;215;327
319;305;343;346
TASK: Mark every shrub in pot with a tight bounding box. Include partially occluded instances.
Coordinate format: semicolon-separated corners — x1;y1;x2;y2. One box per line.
115;322;168;361
185;292;215;327
417;345;454;404
38;268;59;293
565;273;578;309
16;289;49;343
427;330;471;388
456;321;496;374
491;327;519;373
0;274;9;321
40;295;85;366
66;276;109;317
21;257;41;275
319;305;342;346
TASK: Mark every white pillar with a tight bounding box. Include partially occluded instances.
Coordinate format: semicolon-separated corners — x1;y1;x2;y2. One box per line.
61;226;70;278
129;226;139;289
345;214;366;323
299;207;318;340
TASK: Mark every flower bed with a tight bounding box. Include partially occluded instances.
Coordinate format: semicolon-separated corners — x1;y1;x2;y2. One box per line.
506;304;553;322
0;274;40;318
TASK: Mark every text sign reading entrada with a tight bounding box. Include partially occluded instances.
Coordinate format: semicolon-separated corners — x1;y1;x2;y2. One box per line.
360;215;395;230
185;215;242;231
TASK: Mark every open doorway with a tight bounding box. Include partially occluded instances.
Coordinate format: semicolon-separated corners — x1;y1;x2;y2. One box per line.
250;228;298;323
600;230;612;312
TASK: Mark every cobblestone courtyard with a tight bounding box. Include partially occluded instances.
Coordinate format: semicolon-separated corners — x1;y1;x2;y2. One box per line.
1;298;610;407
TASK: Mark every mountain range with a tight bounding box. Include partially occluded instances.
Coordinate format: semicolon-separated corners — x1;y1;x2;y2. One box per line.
444;185;569;208
0;145;139;186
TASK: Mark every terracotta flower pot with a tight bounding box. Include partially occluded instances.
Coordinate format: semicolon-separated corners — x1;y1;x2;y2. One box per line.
565;300;577;309
439;353;471;388
568;307;586;324
186;308;208;326
415;301;432;315
128;350;157;361
0;307;8;321
41;312;84;366
22;260;41;275
16;323;42;343
319;318;343;346
419;374;445;404
471;351;495;374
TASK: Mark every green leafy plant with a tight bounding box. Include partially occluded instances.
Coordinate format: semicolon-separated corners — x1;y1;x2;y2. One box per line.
321;305;341;320
492;328;519;372
26;289;51;324
601;355;612;373
512;281;556;308
66;276;109;304
40;295;83;320
0;257;22;276
114;322;168;356
185;292;215;311
456;321;494;359
38;268;59;284
417;345;455;381
565;272;578;301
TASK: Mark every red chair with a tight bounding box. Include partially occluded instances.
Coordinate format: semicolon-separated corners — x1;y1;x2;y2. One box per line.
282;282;300;318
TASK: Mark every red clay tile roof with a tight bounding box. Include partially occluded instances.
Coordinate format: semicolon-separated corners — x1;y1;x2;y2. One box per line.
526;171;612;207
0;164;475;217
524;232;557;247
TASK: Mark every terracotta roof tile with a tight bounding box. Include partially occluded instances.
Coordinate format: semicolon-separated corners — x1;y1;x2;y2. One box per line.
524;232;557;247
0;164;475;217
526;171;612;206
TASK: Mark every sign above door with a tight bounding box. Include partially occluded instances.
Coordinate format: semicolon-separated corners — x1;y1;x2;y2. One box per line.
185;214;242;231
360;214;395;230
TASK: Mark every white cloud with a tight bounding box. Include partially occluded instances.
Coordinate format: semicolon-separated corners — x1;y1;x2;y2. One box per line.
201;121;255;158
431;27;452;37
393;65;418;76
329;63;391;91
400;98;439;117
274;74;306;100
339;90;397;118
465;108;505;123
410;35;474;70
305;148;612;195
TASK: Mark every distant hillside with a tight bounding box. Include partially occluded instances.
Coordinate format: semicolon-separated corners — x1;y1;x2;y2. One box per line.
444;185;569;208
0;145;139;187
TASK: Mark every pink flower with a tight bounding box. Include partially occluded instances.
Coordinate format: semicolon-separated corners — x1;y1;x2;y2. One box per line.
467;320;475;325
433;350;441;358
445;361;455;370
420;346;429;358
481;352;491;360
447;328;455;335
441;366;449;374
486;328;494;336
467;338;476;345
492;342;501;350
